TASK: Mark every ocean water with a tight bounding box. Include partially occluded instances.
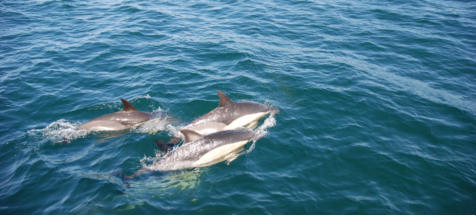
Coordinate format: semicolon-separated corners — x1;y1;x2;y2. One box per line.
1;0;475;214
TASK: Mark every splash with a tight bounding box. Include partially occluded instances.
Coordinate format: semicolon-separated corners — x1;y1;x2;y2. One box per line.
166;124;184;138
254;106;278;140
28;119;88;143
134;107;180;136
237;107;278;157
139;151;163;168
134;107;175;134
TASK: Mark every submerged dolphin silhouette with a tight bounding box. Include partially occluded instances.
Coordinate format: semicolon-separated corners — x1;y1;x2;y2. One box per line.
155;90;278;151
79;98;151;131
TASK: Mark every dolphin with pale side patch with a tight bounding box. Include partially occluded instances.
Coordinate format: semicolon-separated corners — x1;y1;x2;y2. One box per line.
130;129;255;177
183;90;278;133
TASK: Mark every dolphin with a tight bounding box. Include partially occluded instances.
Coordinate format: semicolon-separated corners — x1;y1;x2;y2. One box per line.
79;98;151;131
183;90;279;134
155;90;278;151
140;129;255;174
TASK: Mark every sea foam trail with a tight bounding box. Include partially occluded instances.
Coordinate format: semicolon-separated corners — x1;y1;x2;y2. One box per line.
27;119;88;143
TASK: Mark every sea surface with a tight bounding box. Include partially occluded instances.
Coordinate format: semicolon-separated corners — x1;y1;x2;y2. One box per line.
1;0;475;214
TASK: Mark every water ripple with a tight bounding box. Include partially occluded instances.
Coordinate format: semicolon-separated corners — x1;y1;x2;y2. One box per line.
1;0;475;214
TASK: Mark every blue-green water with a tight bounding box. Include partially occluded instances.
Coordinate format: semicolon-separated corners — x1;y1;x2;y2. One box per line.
1;0;475;214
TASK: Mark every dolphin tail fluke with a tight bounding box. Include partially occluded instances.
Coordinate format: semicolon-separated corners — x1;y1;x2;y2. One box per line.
217;90;233;107
120;98;138;112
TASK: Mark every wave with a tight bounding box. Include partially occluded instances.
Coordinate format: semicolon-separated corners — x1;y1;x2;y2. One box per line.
134;107;174;134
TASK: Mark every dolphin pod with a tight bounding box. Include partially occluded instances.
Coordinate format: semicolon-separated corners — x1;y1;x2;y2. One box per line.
78;90;278;173
142;91;278;173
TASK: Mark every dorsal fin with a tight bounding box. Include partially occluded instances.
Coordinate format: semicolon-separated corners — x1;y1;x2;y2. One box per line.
181;129;203;143
121;98;137;112
217;90;233;107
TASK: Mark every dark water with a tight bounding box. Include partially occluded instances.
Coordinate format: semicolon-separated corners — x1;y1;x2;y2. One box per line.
1;0;475;214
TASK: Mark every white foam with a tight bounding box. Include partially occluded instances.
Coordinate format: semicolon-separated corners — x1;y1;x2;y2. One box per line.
140;152;162;168
134;107;174;134
28;119;89;143
239;108;278;156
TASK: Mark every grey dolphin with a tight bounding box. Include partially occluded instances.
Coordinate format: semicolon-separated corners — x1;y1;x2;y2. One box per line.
79;98;151;131
183;90;279;135
147;129;255;172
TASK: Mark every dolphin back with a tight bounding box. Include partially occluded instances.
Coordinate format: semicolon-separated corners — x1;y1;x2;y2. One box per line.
187;91;271;126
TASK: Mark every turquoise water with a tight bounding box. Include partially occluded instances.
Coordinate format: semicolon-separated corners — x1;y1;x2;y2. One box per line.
1;0;475;214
